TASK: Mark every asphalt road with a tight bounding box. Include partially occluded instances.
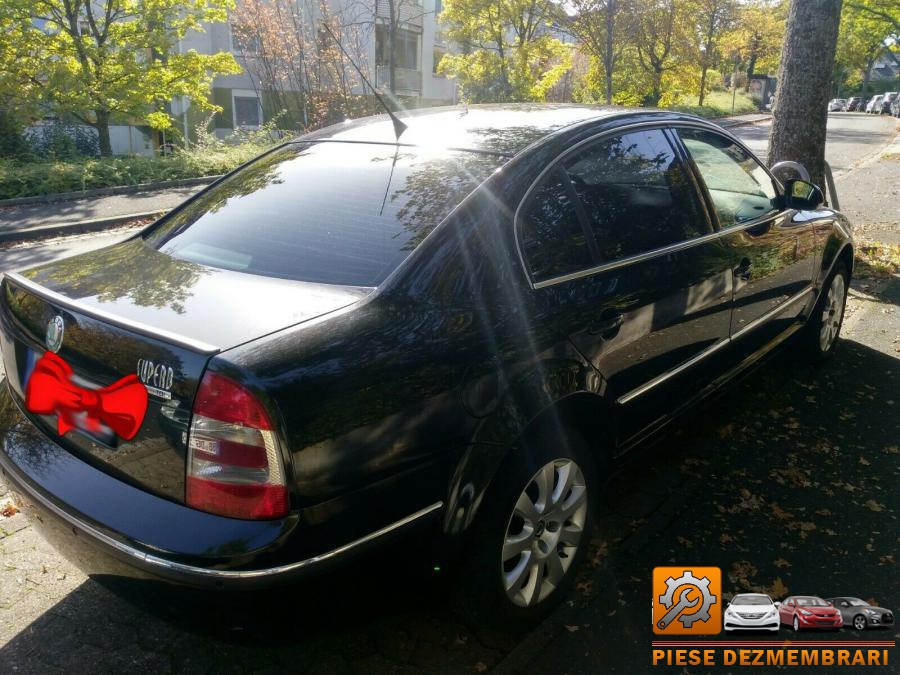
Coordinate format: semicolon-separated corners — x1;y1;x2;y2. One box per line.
0;113;897;674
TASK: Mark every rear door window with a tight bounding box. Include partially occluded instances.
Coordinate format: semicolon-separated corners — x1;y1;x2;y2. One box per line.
144;142;501;287
563;129;708;261
518;168;594;282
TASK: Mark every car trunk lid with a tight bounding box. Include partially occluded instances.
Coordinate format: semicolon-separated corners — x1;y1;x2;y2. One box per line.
0;239;367;502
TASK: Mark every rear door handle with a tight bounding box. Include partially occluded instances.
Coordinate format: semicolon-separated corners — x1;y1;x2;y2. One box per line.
734;258;754;281
589;312;624;337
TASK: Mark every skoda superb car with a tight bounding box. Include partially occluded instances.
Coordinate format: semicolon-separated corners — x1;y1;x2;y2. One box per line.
0;105;854;626
724;593;780;632
826;597;895;630
779;596;844;631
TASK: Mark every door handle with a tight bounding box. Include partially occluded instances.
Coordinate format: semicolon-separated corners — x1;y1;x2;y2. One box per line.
589;311;624;337
733;258;754;281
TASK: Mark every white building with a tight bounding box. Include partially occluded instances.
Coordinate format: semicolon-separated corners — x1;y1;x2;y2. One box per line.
171;0;458;143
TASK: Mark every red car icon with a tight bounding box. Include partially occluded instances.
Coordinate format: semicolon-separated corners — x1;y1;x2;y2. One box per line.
778;596;844;631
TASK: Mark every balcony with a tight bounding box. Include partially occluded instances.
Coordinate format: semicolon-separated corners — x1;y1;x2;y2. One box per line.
376;0;424;28
375;66;422;95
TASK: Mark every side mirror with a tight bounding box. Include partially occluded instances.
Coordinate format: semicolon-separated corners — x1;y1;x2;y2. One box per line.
774;602;782;608
827;601;834;606
786;179;825;210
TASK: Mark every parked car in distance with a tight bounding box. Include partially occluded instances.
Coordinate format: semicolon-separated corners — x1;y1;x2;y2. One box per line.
779;596;844;631
0;105;856;628
891;96;900;117
845;96;864;111
828;99;846;112
725;594;780;633
865;95;883;113
880;92;897;114
826;598;895;630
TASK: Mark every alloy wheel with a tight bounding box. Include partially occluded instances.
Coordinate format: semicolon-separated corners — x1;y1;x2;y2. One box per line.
794;616;800;632
819;273;846;351
854;615;867;630
501;458;588;608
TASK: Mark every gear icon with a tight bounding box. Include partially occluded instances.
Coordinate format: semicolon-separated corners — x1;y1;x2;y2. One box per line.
658;570;717;628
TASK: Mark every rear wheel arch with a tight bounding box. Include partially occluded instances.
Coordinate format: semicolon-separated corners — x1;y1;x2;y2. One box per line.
442;391;613;537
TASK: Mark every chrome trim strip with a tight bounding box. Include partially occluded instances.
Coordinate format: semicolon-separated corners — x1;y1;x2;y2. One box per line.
12;469;443;580
3;272;219;354
531;219;770;290
730;285;814;341
617;338;730;405
616;285;814;405
514;118;780;290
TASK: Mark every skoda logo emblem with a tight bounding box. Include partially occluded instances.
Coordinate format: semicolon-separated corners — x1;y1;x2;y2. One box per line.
45;315;65;353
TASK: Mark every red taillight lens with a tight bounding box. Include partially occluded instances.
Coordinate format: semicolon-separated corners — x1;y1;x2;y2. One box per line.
186;372;288;519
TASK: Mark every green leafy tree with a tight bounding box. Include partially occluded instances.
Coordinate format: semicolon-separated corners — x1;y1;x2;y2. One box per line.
2;0;241;156
437;0;572;102
837;0;899;94
719;1;785;91
692;0;737;105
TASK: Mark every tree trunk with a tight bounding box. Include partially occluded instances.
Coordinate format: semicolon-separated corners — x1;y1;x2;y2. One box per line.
861;51;877;95
94;109;112;157
699;66;709;106
744;40;759;92
766;0;842;189
604;0;616;104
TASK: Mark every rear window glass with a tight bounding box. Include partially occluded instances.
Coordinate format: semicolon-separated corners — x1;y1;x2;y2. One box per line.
144;142;500;286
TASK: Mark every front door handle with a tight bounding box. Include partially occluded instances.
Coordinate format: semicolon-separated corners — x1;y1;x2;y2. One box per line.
734;258;754;281
589;311;624;338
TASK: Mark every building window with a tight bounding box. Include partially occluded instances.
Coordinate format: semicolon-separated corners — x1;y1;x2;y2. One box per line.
231;23;261;54
233;92;261;128
434;0;443;15
375;26;419;70
433;48;446;75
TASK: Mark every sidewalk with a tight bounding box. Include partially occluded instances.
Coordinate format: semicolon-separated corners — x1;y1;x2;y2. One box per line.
0;113;769;243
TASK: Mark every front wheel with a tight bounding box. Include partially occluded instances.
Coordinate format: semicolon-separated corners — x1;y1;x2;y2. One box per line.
853;615;867;630
793;616;801;632
798;262;849;362
455;433;597;630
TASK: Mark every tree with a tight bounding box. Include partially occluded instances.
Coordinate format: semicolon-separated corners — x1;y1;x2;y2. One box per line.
693;0;737;105
845;0;900;34
837;0;899;95
437;0;572;102
719;1;785;92
767;0;843;189
3;0;240;155
630;0;692;106
566;1;630;104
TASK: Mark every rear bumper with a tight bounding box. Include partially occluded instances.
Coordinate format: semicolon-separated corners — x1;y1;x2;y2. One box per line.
0;385;442;589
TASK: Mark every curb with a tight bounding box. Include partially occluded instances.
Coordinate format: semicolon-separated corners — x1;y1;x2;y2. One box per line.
0;175;218;208
0;210;165;244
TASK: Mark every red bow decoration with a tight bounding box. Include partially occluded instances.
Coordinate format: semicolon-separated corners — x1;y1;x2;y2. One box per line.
25;352;148;441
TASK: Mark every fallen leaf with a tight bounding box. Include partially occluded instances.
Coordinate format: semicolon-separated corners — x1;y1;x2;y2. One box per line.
864;500;885;513
565;624;580;633
774;558;791;569
0;502;19;518
859;456;871;466
474;662;488;673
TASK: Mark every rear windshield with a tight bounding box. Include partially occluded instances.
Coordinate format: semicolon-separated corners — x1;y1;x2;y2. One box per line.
144;142;501;286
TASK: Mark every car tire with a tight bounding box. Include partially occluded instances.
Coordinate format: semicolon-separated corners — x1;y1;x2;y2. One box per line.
853;615;867;630
793;616;801;632
454;430;597;631
799;261;849;362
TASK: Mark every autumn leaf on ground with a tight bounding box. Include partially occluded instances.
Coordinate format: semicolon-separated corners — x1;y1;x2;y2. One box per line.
815;508;832;517
565;624;580;633
677;536;693;549
883;446;899;455
859;456;871;466
0;502;18;518
770;503;794;521
474;662;488;673
864;500;885;513
720;533;735;546
774;558;791;569
879;555;895;565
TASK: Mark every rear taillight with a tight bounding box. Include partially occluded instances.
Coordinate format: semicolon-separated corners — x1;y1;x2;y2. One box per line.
186;372;288;519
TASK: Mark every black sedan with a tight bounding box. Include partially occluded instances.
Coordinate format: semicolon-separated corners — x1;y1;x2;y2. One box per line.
827;598;895;630
0;105;854;627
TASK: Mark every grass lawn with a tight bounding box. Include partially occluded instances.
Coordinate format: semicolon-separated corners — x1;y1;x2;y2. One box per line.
667;90;761;118
0;141;277;200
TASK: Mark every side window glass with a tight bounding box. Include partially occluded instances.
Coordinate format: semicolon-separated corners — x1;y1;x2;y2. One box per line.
519;168;593;282
678;128;779;228
563;129;707;262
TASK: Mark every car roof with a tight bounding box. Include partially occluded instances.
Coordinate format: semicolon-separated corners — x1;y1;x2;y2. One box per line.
297;103;655;157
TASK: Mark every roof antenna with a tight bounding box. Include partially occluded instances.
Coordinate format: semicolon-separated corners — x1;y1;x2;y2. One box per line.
320;22;407;141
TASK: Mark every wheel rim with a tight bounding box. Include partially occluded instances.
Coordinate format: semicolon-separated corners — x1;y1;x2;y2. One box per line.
501;458;588;608
855;616;866;630
819;274;846;351
794;616;799;631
